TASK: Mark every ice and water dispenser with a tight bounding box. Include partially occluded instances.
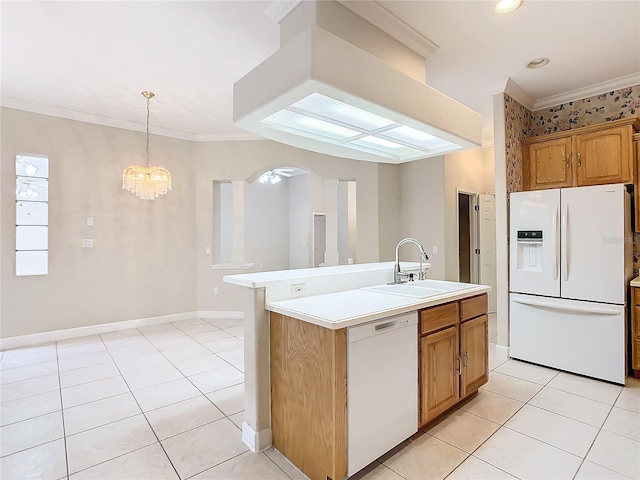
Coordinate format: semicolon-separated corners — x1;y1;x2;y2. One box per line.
515;230;543;272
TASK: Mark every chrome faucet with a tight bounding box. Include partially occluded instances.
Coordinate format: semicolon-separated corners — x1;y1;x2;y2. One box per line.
391;238;430;284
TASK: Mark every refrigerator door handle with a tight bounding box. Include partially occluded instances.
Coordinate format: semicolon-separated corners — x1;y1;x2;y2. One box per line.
561;203;568;281
512;297;620;315
553;205;559;281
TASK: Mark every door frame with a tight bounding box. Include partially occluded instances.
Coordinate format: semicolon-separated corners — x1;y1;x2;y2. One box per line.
456;188;479;284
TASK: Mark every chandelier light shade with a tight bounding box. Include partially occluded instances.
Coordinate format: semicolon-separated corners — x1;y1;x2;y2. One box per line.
122;91;172;200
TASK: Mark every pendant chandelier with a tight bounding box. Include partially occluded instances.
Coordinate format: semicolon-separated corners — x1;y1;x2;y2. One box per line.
122;91;172;200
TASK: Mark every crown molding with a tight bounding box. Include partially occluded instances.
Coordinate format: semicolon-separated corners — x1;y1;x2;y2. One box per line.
533;72;640;110
1;97;263;143
264;0;302;23
338;0;439;59
1;96;198;141
503;78;535;111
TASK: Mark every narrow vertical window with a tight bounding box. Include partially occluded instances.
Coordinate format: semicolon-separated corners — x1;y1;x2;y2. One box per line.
15;154;49;276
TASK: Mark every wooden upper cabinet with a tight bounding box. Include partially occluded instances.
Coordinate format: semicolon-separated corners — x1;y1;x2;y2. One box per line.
525;137;573;190
575;125;633;186
522;117;639;191
634;134;640;233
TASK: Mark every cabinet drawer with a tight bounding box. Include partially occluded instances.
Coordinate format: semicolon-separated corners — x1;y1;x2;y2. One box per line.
460;294;488;322
634;307;640;338
420;302;458;335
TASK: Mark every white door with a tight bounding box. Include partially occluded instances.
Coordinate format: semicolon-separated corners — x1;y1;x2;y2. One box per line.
509;189;560;297
313;213;326;267
478;194;497;313
560;184;627;304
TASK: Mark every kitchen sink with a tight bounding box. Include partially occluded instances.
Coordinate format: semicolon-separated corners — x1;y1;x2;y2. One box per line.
362;279;476;298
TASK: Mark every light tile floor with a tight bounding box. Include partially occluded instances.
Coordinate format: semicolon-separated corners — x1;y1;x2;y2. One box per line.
1;314;639;480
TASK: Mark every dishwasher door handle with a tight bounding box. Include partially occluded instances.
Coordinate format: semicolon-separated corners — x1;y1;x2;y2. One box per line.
375;321;396;331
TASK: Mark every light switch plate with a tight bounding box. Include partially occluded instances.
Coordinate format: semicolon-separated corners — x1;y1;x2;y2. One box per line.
82;238;94;248
86;217;94;226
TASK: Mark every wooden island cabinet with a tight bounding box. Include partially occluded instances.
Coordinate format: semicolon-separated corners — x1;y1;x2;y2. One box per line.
269;292;489;480
419;294;488;426
522;117;640;191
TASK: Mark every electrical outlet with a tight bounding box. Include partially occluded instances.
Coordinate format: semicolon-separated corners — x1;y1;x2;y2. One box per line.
432;246;438;255
213;287;219;296
291;283;305;297
82;239;94;248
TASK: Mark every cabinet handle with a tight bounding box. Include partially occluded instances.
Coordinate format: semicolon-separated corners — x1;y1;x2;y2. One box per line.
464;352;468;369
457;356;461;375
565;154;570;169
577;152;581;167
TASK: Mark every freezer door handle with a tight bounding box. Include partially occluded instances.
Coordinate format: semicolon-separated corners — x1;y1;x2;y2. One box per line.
561;203;568;281
553;205;559;281
512;297;620;315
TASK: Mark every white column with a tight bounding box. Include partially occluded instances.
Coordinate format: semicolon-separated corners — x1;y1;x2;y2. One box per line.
324;179;340;265
231;180;246;265
241;287;272;452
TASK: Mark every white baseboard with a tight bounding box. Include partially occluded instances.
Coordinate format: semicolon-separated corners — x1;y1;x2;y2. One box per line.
197;311;244;320
1;311;246;350
0;311;200;350
496;344;510;358
242;422;272;452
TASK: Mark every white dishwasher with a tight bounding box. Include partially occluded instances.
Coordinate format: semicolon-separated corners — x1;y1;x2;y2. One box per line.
347;312;418;476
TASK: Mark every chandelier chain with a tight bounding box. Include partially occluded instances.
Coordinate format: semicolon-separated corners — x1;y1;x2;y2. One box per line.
146;95;150;168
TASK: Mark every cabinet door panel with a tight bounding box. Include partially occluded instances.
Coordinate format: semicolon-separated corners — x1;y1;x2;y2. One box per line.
576;126;632;186
420;326;459;426
461;315;488;397
527;138;572;190
635;139;640;232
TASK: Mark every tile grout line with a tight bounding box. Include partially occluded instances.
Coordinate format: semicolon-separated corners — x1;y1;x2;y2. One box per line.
84;320;243;470
262;448;304;480
100;334;183;480
54;339;71;479
449;366;625;479
145;326;243;420
574;391;631;480
182;450;249;480
483;366;625;428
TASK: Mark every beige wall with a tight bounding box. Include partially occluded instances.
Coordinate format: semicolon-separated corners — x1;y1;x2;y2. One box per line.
195;139;382;312
398;157;447;279
377;163;401;261
1;108;197;338
443;147;496;281
1;107;495;338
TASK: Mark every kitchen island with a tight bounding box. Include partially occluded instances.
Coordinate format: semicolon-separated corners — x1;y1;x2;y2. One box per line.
224;262;490;480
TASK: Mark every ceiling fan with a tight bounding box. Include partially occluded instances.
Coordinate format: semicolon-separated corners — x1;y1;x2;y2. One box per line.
259;168;295;184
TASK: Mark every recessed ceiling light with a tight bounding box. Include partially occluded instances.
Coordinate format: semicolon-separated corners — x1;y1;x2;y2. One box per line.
526;57;550;69
495;0;522;13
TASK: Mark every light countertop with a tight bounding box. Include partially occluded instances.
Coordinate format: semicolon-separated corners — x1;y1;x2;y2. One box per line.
267;282;490;329
631;276;640;287
224;262;417;288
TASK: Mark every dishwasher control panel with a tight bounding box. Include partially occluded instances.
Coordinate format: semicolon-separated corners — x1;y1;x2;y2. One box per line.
348;312;418;344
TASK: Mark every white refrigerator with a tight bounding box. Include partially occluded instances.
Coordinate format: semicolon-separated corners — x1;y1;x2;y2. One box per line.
509;184;632;384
